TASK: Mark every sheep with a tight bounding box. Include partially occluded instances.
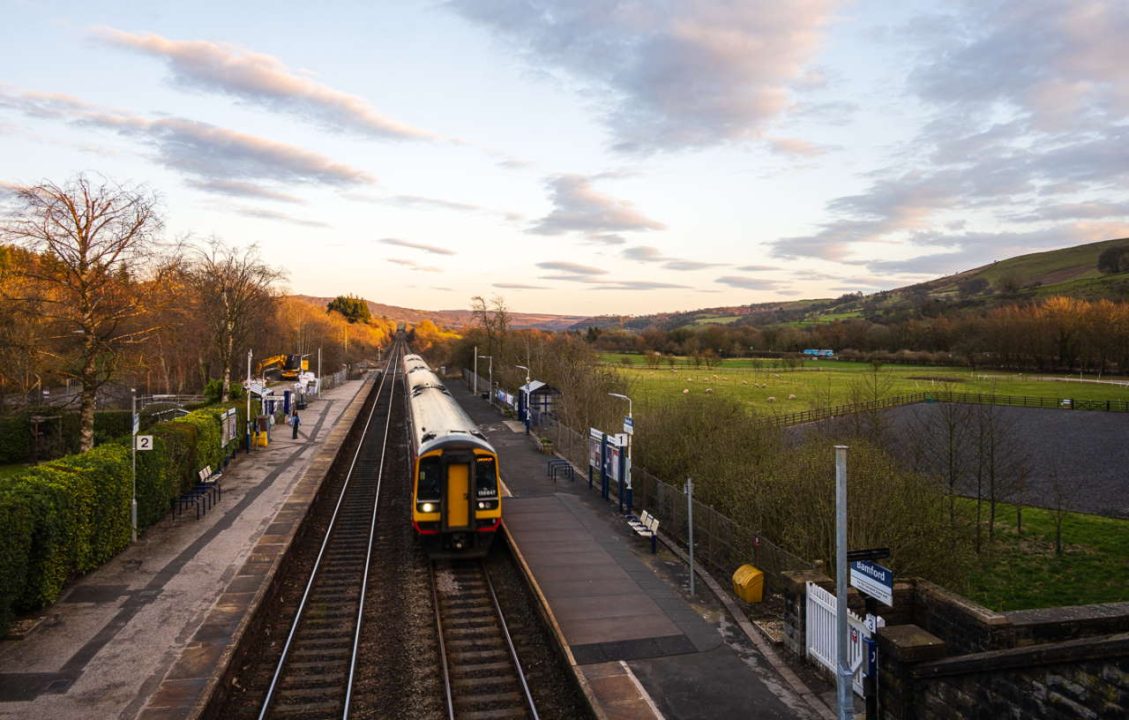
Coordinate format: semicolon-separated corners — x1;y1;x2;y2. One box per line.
788;393;796;400
767;396;776;403
705;387;713;393
682;388;689;394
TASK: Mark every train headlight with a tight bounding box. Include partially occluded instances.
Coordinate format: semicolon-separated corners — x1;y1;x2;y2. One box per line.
421;502;436;513
477;501;486;510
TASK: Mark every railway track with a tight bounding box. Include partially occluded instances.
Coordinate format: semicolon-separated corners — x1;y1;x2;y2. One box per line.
256;345;402;720
432;560;539;720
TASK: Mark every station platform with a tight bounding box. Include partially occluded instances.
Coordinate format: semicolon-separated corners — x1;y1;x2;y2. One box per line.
0;377;371;720
452;382;835;720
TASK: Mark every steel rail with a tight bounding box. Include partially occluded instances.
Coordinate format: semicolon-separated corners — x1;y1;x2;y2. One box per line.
342;343;403;718
257;342;401;720
483;562;540;720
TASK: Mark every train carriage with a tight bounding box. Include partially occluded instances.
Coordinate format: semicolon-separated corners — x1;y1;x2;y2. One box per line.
404;354;501;558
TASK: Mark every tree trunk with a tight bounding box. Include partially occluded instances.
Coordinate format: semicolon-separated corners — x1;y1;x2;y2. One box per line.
79;345;97;452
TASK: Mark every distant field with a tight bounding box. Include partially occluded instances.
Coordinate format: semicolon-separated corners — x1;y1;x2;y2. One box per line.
960;499;1129;610
603;354;1129;416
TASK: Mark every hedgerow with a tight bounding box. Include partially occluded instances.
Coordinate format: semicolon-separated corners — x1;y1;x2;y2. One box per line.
0;402;245;636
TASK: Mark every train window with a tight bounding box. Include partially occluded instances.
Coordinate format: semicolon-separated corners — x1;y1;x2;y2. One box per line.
418;456;441;500
475;457;498;498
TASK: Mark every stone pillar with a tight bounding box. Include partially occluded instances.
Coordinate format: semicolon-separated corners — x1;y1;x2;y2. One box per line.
780;569;834;659
877;624;947;720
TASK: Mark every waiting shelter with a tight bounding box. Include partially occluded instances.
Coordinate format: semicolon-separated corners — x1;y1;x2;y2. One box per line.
517;380;560;426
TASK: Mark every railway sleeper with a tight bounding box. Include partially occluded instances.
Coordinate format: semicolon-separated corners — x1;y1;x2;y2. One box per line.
459;708;528;720
451;674;519;690
451;661;514;675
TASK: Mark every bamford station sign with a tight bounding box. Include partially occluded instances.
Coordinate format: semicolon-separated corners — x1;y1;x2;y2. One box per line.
850;559;894;606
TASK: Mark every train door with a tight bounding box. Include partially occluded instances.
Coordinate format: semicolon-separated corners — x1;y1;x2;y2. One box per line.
444;456;471;528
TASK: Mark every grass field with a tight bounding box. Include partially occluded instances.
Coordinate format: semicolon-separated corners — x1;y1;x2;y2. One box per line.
959;499;1129;610
603;354;1129;416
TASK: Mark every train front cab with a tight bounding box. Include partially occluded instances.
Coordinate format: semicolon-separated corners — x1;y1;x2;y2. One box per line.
413;443;501;558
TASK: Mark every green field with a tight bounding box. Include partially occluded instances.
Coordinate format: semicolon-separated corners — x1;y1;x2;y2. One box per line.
604;354;1129;416
960;500;1129;610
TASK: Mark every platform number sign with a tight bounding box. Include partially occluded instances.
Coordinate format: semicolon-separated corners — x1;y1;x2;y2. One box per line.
134;435;154;451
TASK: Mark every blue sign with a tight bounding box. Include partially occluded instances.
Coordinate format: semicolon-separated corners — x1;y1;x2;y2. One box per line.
850;560;893;606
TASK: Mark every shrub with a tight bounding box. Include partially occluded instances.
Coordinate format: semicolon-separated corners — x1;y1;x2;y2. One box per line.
0;401;242;635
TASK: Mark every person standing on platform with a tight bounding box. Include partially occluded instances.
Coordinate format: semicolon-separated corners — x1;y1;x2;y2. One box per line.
290;412;300;439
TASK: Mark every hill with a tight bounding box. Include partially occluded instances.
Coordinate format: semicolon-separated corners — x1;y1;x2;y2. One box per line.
294;296;585;332
572;236;1129;331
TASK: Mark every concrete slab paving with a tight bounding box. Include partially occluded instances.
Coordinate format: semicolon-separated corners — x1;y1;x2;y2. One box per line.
0;378;369;720
452;379;827;720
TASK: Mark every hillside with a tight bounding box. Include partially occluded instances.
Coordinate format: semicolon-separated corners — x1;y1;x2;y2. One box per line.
573;236;1129;331
294;296;585;331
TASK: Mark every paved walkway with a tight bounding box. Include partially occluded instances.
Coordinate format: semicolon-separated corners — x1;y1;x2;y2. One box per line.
452;383;833;720
0;378;368;720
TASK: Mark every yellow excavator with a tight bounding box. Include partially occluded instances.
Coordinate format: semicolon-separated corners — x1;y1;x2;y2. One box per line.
256;354;309;380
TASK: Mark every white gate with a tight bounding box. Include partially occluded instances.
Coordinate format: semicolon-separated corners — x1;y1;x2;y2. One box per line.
805;581;870;696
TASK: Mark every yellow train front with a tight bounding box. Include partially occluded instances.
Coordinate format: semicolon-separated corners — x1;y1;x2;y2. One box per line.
404;354;501;558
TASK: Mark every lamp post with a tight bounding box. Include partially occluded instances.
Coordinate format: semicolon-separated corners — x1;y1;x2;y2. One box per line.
478;355;492;407
516;364;530;433
473;345;478;396
609;392;633;512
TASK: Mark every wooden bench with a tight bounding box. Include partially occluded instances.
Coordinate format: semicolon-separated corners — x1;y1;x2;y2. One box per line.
626;510;660;553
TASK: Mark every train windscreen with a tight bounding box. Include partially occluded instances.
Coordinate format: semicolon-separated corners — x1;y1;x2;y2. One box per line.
418;456;441;501
475;457;498;499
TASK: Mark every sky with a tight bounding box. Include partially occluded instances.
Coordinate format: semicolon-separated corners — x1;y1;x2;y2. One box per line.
1;1;1127;317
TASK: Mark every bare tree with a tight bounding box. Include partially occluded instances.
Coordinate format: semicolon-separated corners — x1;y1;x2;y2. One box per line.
187;239;283;401
2;176;163;451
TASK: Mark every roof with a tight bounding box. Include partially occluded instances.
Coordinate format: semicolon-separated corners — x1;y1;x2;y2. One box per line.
519;380;558;395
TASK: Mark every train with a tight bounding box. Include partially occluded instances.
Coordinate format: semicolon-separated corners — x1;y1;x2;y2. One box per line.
404;353;501;558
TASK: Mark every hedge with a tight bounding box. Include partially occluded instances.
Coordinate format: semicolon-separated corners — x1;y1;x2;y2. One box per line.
0;410;135;464
0;402;246;636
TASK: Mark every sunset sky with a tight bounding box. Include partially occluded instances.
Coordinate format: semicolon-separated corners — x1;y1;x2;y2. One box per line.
2;1;1126;316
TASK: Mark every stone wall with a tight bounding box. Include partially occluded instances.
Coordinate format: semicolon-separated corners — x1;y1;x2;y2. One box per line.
913;633;1129;720
779;571;1129;718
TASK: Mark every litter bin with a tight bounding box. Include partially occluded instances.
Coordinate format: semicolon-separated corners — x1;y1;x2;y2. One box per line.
732;564;764;603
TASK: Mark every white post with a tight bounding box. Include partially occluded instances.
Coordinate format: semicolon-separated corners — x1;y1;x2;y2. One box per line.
131;388;138;543
473;345;478;396
685;476;694;596
317;346;321;384
835;445;851;720
246;349;253;453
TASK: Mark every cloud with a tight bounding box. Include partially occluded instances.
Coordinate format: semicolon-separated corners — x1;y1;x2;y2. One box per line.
622;244;720;271
908;2;1129;131
585;233;627;245
0;87;373;188
530;174;665;236
766;136;828;157
387;258;440;272
379;237;455;256
536;260;607;276
866;223;1122;276
450;1;839;152
590;280;692;291
538;274;602;283
715;276;783;290
736;264;778;271
494;282;546;290
1008;202;1129;223
186;178;304;203
234;206;329;228
95;28;442;141
387;194;481;213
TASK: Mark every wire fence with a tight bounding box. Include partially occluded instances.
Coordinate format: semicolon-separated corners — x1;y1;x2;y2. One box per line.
538;413;814;593
768;391;1129;427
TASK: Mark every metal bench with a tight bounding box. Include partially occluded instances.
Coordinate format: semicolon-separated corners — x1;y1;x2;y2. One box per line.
171;465;223;520
626;510;660;553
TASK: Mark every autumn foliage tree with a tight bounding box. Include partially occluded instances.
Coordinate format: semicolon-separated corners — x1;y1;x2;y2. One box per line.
2;176;164;451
